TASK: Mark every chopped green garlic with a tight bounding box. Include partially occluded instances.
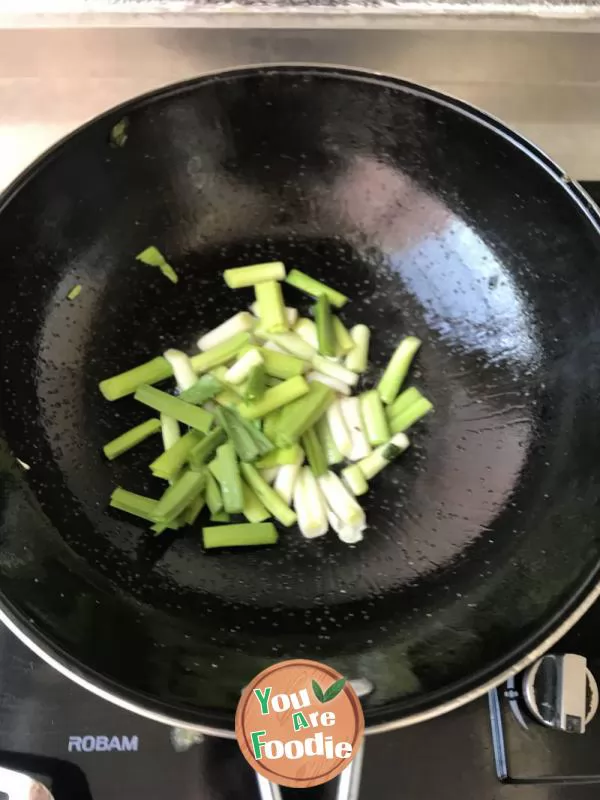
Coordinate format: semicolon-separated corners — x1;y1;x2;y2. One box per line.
285;269;348;308
224;348;264;385
341;464;368;496
250;301;298;327
345;324;370;373
163;348;197;391
190;332;252;374
339;396;371;461
358;432;410;480
237;375;310;420
314;295;336;357
294;318;319;350
240;463;297;527
103;418;162;461
360;389;390;446
160;414;181;451
273;462;302;505
326;399;353;459
100;258;431;547
99;356;172;401
202;521;278;549
318;470;366;531
67;284;82;300
333;317;354;355
389;396;433;434
224;261;285;289
377;336;422;405
255;280;289;333
258;331;316;361
311;355;358;388
327;509;365;545
316;413;343;466
306;371;352;396
136;246;178;284
294;467;328;539
197;312;255;351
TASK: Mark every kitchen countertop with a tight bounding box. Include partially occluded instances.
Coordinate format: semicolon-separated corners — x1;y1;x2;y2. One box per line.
3;0;600;30
0;23;600;800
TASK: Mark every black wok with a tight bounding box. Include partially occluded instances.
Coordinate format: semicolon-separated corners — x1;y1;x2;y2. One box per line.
1;66;600;746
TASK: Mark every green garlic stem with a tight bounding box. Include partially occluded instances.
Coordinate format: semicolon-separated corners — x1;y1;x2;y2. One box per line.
136;246;178;284
190;332;252;375
179;374;223;405
389;397;433;434
134;384;213;433
241;482;270;523
211;441;244;514
311;354;358;388
345;324;370;374
255;280;289;333
224;261;285;289
301;427;328;477
360;390;390;446
275;383;335;447
316;413;343;465
103;418;161;460
99;356;171;401
188;427;226;468
160;414;181;451
314;294;336;357
197;311;255;351
255;444;304;469
237;375;309;420
205;472;223;514
150;430;204;481
258;347;307;380
377;336;422;405
285;269;348;308
386;387;423;420
244;364;266;402
240;463;297;527
358;432;410;480
333;317;354;355
154;470;207;522
341;464;368;496
202;522;278;549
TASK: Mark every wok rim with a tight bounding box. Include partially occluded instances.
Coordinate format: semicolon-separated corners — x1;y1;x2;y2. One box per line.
1;576;599;737
2;63;600;736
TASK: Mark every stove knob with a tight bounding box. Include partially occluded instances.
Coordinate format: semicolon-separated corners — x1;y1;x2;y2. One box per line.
522;653;599;733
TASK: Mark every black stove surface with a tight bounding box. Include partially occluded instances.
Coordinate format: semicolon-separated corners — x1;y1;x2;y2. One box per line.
2;182;600;800
3;616;600;800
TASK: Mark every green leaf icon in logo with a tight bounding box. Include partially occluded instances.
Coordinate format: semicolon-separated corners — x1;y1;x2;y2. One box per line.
323;678;346;702
312;679;325;703
312;677;346;703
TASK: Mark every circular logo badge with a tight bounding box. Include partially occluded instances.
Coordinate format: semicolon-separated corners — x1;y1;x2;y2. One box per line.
235;659;365;789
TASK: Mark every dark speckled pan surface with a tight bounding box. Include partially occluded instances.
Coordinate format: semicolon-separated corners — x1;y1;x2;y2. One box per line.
1;66;600;733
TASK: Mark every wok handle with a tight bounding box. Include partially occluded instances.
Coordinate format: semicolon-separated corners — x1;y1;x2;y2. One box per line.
0;766;54;800
335;741;364;800
254;678;371;800
256;773;283;800
255;742;365;800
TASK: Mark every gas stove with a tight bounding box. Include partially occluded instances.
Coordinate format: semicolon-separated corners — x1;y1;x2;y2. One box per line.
3;604;600;800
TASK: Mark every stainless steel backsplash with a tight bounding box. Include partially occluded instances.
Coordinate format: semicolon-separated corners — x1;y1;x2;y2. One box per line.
0;28;599;186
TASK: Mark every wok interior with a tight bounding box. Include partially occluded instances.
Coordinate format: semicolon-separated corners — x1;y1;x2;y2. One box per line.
1;68;600;730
